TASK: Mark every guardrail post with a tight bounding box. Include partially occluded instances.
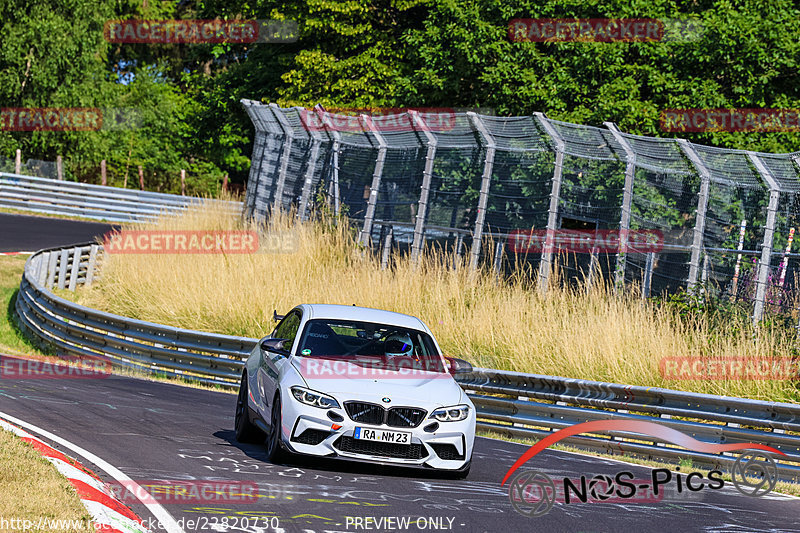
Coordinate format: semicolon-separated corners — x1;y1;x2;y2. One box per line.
534;113;567;293
57;249;69;290
46;252;57;289
748;152;781;324
678;140;711;290
101;159;107;186
86;245;99;285
603;122;636;293
466;112;496;271
409;110;437;262
138;165;144;190
15;149;21;174
181;169;186;196
270;104;295;212
296;108;326;221
68;247;81;291
56;156;63;181
359;113;388;246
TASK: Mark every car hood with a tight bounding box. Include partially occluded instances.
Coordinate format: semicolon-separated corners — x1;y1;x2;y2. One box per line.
291;357;465;408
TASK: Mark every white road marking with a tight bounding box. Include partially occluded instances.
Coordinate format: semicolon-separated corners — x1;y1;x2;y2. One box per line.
0;410;186;533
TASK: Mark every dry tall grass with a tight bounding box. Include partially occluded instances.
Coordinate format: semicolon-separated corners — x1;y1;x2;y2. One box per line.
72;200;800;403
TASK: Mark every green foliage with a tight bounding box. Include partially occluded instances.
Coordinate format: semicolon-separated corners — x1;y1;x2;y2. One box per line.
2;0;800;195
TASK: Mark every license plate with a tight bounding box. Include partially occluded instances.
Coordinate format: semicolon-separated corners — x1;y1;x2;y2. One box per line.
353;427;411;444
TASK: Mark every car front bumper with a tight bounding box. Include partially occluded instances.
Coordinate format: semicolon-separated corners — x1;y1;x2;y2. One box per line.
280;396;475;471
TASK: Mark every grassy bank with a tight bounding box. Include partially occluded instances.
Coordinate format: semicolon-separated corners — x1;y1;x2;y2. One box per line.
69;202;800;403
0;429;93;532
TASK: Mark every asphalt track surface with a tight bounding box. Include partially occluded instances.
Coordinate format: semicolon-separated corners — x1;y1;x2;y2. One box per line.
0;213;117;252
1;359;799;533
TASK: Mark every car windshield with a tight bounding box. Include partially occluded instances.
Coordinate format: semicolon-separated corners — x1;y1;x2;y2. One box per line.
296;319;446;372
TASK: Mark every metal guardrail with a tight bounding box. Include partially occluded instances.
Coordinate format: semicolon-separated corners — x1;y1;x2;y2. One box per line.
0;173;242;223
13;245;800;481
15;244;255;387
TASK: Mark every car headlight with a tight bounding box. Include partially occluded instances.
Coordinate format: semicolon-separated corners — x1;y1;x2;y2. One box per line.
290;386;340;409
429;404;470;422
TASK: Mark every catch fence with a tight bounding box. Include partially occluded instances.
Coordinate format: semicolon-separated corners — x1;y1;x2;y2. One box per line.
241;101;800;324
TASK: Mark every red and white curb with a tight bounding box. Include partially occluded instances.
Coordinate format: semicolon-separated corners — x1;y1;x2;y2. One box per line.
0;416;148;533
0;251;34;256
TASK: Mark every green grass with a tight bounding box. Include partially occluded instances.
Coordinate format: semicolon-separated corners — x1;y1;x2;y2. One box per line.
0;255;48;357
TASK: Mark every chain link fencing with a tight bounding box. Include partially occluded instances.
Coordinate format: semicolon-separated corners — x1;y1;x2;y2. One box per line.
241;100;800;326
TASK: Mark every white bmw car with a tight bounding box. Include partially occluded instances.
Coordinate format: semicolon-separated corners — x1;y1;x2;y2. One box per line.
234;304;476;478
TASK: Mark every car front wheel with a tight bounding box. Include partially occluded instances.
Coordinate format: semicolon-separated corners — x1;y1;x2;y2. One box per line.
265;394;286;462
235;373;266;443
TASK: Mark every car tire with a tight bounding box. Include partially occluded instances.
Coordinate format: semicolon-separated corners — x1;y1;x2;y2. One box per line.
265;394;286;463
235;373;266;443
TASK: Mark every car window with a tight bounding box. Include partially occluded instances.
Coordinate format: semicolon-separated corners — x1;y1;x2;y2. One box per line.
296;319;445;371
273;311;301;346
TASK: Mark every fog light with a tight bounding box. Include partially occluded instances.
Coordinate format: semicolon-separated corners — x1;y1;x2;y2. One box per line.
424;422;439;433
327;411;344;422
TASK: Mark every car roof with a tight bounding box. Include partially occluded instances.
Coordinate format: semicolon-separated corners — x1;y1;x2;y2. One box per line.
296;304;429;332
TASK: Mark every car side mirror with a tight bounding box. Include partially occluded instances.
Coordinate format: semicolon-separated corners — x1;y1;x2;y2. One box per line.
261;338;290;356
445;357;473;375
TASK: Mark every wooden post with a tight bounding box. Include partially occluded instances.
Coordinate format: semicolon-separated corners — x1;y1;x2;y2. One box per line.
15;149;21;174
181;169;186;196
138;165;144;190
222;173;229;193
100;159;107;186
56;155;63;180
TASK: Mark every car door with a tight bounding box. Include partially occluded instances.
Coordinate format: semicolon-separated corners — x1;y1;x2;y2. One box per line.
257;310;301;418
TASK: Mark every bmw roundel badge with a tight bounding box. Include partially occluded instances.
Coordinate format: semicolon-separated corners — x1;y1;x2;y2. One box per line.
382;397;391;403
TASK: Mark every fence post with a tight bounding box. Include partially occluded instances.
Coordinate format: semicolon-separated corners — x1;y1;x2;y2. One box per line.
381;225;393;270
359;113;388;245
678;140;712;290
15;149;21;174
222;173;228;193
296;108;325;221
492;240;504;276
270;104;295;212
409;110;437;262
748;152;781;324
466;112;496;271
138;165;144;190
642;251;655;298
100;159;107;186
180;169;186;196
56;155;63;180
603;122;636;292
534;113;567;293
313;105;343;216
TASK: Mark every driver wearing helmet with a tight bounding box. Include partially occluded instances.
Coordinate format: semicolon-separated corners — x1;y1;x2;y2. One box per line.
384;332;416;360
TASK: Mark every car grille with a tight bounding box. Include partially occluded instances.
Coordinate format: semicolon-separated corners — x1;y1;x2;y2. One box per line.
387;407;426;428
344;402;427;428
430;443;465;461
334;436;427;460
291;429;330;445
